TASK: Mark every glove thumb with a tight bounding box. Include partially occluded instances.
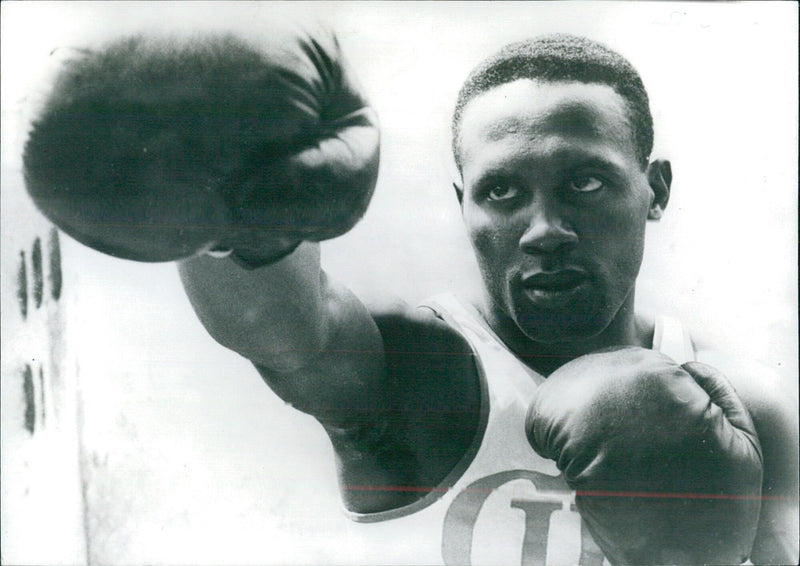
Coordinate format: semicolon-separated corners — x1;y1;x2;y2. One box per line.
681;361;762;459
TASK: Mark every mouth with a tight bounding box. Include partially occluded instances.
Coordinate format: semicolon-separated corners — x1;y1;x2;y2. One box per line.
520;269;591;307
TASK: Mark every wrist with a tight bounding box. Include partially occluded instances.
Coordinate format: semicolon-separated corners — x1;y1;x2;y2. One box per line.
203;241;303;269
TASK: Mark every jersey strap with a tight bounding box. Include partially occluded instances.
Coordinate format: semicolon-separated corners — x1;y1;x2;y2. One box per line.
652;314;696;364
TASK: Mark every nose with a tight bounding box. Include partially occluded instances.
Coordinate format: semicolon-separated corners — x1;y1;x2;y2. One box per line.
518;202;578;255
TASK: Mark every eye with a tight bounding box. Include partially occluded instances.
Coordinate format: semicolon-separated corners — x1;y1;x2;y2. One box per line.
486;184;521;202
568;176;604;193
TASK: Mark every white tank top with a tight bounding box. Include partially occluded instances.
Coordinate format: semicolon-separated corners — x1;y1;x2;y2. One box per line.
344;293;695;566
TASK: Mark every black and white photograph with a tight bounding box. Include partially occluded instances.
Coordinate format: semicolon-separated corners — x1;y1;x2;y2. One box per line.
2;2;797;565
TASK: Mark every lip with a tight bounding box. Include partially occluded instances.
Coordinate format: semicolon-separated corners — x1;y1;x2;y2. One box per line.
522;269;589;289
520;269;591;308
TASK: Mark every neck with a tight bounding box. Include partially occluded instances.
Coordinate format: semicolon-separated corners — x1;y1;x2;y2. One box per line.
477;292;653;376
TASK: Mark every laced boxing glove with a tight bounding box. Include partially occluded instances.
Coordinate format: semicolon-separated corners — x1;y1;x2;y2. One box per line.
526;347;763;565
23;18;379;266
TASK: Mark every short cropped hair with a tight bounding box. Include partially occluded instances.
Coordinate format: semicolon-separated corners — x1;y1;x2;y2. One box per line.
452;34;654;170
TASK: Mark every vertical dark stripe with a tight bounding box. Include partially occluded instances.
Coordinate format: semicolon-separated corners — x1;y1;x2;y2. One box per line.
49;228;63;301
23;365;35;434
32;237;44;308
17;251;28;319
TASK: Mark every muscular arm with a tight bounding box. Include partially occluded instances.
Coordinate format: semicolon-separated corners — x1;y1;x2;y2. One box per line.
179;243;385;405
177;244;430;512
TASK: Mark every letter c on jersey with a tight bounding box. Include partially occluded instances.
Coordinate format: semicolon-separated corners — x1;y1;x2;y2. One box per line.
441;470;605;566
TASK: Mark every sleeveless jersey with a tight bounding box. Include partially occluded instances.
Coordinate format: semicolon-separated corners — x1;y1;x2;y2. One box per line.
344;293;695;566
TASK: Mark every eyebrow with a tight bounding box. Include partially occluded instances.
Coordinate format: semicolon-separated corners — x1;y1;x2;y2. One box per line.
550;151;628;176
472;147;629;184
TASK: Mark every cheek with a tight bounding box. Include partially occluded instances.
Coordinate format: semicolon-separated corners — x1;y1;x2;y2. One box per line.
580;198;649;281
463;211;515;298
471;226;498;259
465;212;516;267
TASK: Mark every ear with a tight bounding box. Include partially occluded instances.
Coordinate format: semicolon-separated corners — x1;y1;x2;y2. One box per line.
453;181;464;207
645;159;671;220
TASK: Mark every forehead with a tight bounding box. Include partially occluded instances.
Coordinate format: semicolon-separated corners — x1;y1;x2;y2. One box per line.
458;79;638;171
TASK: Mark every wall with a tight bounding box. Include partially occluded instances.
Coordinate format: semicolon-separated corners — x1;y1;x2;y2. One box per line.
1;154;87;562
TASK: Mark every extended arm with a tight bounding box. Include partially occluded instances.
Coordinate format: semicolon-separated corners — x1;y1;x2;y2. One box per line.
179;246;425;513
178;243;387;419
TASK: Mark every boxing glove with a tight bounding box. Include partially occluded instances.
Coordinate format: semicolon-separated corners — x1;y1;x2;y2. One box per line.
23;18;379;266
526;347;763;565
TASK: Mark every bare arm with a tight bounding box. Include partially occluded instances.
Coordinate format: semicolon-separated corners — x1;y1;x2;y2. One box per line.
178;244;427;513
178;242;388;419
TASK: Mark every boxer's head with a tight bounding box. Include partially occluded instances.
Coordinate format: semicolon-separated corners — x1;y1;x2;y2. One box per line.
452;34;654;172
452;35;671;345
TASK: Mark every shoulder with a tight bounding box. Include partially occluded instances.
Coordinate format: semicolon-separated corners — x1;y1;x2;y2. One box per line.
366;294;474;358
367;294;484;481
366;294;480;409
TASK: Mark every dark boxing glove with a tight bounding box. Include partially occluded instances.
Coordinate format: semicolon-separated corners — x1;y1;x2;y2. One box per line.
23;18;379;265
526;347;763;565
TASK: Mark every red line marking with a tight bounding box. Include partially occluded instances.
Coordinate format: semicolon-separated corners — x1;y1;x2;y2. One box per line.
574;489;769;501
343;485;799;502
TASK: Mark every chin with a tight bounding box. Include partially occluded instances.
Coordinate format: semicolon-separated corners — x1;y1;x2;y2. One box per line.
521;324;600;345
515;307;609;345
510;289;603;339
